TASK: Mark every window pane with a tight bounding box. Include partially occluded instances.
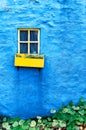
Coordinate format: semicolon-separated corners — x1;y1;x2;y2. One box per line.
30;43;38;54
30;31;38;41
20;30;28;41
20;43;28;53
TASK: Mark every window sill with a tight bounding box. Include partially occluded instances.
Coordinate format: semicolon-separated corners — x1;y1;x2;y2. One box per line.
14;54;44;68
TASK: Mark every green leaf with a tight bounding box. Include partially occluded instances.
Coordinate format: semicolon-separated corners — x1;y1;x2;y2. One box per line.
79;110;85;115
25;119;31;125
19;120;25;125
7;117;20;124
37;119;42;123
2;122;11;130
72;106;80;111
52;119;58;127
19;124;29;130
67;122;76;130
75;120;83;126
30;120;36;128
12;121;19;127
76;126;80;130
77;97;85;106
68;101;74;107
58;120;66;128
47;117;52;121
3;117;7;122
42;119;48;124
29;127;36;130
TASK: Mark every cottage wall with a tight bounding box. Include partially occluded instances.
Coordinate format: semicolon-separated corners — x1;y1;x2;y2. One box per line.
0;0;86;118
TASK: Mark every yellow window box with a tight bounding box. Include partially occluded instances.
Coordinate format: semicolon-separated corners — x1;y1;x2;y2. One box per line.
14;54;44;68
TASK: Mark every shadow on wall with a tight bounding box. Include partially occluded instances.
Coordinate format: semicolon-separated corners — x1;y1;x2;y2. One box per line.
29;0;40;4
57;0;68;4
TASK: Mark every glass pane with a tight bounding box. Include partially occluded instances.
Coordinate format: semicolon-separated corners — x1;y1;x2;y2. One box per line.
30;43;38;54
20;30;28;41
20;43;28;53
30;31;38;41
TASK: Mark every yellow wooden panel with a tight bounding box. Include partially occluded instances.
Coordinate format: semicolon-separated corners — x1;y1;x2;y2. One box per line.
14;54;44;68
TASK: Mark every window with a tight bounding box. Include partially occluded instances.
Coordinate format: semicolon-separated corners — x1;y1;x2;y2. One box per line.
18;28;40;54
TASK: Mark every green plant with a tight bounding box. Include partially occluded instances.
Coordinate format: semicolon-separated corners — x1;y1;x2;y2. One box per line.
25;55;44;59
52;97;86;130
0;97;86;130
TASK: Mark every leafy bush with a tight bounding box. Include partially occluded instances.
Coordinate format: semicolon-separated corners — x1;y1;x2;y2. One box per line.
52;97;86;130
0;97;86;130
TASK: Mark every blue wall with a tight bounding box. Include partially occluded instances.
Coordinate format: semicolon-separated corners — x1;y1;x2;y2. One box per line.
0;0;86;118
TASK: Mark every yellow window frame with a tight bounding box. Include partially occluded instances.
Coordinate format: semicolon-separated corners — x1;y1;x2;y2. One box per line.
18;28;40;55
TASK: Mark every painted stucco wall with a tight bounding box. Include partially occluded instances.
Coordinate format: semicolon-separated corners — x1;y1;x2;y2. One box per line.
0;0;86;118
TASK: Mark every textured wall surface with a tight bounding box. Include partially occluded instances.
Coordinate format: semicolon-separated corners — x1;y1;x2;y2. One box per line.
0;0;86;118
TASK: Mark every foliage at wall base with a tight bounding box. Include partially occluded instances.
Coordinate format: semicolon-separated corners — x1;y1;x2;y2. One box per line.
0;97;86;130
